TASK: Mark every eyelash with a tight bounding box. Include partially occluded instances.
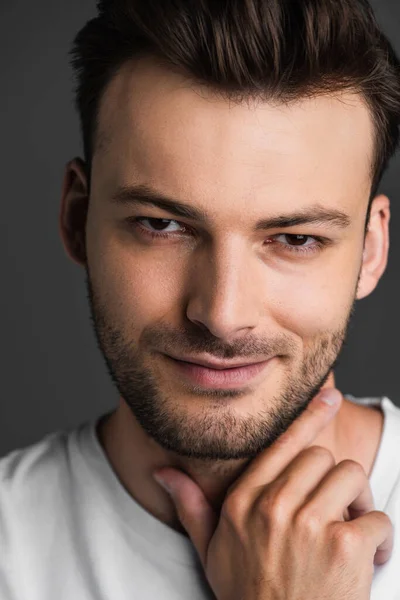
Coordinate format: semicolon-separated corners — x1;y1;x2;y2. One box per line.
128;217;327;256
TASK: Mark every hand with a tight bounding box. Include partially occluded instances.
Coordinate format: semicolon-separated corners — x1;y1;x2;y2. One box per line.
153;388;393;600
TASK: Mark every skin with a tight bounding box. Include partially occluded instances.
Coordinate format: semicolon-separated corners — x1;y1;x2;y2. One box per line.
60;56;389;536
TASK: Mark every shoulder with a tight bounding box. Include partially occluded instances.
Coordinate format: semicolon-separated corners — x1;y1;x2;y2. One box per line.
0;432;74;580
0;430;72;496
0;428;80;542
0;428;89;596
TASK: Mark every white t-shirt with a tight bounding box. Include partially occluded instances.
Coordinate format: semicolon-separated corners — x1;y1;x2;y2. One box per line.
0;395;399;600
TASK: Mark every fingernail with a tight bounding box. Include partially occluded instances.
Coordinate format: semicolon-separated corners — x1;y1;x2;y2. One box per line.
153;474;173;496
319;389;341;407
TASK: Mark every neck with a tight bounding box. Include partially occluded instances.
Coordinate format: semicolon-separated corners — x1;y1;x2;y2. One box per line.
97;372;381;531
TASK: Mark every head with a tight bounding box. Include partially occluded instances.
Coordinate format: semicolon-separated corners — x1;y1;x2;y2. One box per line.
60;0;400;462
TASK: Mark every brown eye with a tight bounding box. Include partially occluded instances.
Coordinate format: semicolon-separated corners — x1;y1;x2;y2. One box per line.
282;234;309;246
128;217;189;239
271;234;325;255
139;218;180;232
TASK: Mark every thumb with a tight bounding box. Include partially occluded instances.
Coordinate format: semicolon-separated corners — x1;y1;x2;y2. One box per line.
153;468;219;568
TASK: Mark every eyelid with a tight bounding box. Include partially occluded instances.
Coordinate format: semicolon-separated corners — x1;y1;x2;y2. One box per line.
128;216;331;240
127;216;331;256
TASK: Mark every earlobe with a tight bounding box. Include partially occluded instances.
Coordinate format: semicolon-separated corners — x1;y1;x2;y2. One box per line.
59;158;90;267
356;194;390;300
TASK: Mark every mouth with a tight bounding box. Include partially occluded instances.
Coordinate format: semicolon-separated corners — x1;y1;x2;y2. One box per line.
164;354;274;389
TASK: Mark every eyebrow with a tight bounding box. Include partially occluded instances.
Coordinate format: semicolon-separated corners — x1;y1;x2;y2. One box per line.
110;184;351;231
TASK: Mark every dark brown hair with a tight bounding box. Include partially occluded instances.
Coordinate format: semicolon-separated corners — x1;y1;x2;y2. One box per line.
70;0;400;222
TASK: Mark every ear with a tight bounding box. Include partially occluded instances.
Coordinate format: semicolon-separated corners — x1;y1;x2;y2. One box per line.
59;158;90;267
356;194;390;300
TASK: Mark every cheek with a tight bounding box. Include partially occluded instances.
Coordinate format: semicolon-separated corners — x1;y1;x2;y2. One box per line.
90;240;182;327
276;285;347;334
267;260;359;337
88;220;361;339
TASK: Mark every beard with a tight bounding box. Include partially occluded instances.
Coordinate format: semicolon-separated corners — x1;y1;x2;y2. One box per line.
85;267;358;462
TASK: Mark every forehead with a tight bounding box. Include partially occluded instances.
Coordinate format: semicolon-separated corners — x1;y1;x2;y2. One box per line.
93;57;374;213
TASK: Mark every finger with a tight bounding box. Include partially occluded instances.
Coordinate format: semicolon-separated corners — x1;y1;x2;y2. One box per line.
232;388;342;493
253;445;336;514
341;511;394;566
153;468;219;570
300;459;375;523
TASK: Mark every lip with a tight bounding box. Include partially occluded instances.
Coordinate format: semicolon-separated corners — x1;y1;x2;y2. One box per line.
165;355;274;389
167;354;270;370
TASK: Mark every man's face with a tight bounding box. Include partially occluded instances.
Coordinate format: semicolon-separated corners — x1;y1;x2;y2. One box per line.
83;57;376;461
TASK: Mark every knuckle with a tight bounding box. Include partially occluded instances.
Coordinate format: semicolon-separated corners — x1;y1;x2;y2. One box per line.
337;459;366;478
256;489;291;527
294;506;322;535
221;491;247;524
370;510;393;530
303;445;335;465
329;523;364;556
379;511;394;528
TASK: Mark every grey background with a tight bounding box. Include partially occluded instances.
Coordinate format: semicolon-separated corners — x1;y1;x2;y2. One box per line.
0;1;399;457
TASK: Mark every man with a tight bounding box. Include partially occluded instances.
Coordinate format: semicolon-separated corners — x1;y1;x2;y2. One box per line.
1;0;400;598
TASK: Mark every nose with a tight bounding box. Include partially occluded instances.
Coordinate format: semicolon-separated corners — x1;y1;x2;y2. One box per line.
185;238;262;339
